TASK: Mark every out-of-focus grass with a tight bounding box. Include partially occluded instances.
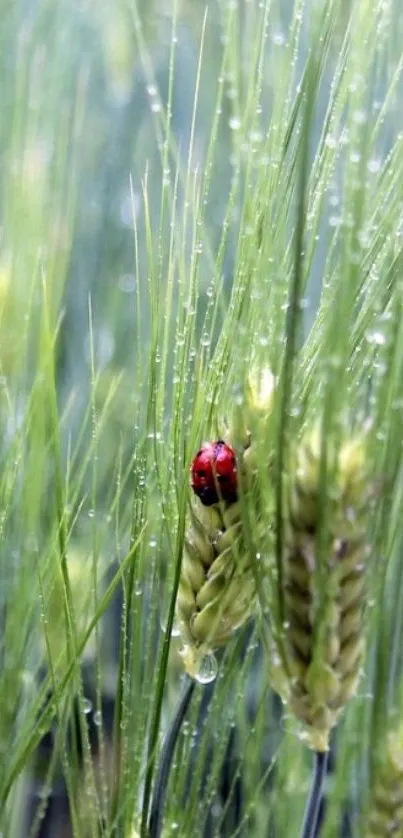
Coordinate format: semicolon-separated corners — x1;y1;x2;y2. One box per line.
0;1;402;837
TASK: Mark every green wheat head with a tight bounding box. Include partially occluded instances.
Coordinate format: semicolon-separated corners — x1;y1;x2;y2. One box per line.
270;430;373;751
176;368;275;679
177;483;256;679
365;723;403;837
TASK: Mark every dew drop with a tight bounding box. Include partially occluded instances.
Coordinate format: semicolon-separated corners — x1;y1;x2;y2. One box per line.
367;158;381;174
118;273;136;293
272;31;285;46
195;652;218;684
82;697;92;714
365;329;387;346
160;615;181;637
325;135;338;150
352;110;367;125
93;710;102;726
229;116;241;131
350;151;361;164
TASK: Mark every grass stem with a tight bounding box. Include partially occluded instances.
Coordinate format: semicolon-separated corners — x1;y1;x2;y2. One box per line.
300;750;328;838
148;676;196;838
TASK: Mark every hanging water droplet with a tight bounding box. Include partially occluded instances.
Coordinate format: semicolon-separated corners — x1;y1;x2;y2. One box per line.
82;697;92;714
194;652;218;685
160;615;181;637
93;710;102;726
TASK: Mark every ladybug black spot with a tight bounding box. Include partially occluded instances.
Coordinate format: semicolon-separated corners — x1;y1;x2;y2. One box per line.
196;469;206;477
199;487;219;506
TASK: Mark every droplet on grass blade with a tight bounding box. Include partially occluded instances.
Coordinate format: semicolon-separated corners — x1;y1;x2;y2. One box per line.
365;329;387;346
82;698;92;714
229;116;241;131
160;614;181;637
194;652;218;684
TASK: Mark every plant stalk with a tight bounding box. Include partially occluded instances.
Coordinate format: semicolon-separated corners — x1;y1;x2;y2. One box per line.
148;676;196;838
300;750;328;838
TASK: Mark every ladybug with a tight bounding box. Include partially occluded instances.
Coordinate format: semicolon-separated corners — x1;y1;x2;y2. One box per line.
190;440;238;506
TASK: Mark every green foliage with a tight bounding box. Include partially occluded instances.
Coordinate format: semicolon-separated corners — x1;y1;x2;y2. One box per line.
0;0;402;836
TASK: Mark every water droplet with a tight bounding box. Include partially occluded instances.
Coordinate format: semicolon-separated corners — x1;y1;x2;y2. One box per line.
160;615;181;637
367;158;381;174
93;710;102;726
349;151;361;164
37;785;52;801
325;135;337;150
118;273;136;293
272;31;285;46
82;697;92;714
134;582;143;597
353;110;367;125
229;116;241;131
195;652;218;685
365;329;387;346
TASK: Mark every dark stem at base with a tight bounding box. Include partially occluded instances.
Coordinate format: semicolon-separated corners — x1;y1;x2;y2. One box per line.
300;750;329;838
148;675;196;838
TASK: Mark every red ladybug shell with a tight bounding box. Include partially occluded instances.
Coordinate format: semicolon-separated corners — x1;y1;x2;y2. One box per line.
190;440;238;506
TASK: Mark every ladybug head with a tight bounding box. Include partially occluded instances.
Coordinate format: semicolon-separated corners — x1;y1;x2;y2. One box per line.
190;440;238;506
